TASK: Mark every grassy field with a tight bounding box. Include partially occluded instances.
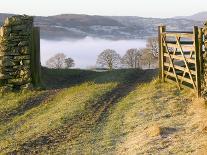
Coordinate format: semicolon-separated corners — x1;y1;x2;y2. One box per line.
1;68;207;154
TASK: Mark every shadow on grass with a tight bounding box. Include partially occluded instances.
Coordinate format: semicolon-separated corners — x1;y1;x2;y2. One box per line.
42;67;157;89
10;69;158;154
2;68;158;125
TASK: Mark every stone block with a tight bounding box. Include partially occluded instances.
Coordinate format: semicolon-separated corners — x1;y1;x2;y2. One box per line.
18;41;29;46
23;60;30;65
18;31;32;36
0;85;13;93
0;56;16;67
20;46;30;54
12;25;27;31
8;77;31;85
0;45;10;52
0;26;11;37
13;55;30;60
20;83;33;90
0;73;10;80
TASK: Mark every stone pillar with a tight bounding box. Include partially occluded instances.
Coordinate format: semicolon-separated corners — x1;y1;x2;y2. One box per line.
0;15;33;90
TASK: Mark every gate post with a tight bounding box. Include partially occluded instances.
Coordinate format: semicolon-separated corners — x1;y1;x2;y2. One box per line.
158;25;166;82
194;26;203;97
31;27;41;87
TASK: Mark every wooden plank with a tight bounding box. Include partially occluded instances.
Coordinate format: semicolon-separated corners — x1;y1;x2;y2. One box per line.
163;38;181;89
169;51;192;55
163;43;194;51
164;53;195;64
164;62;196;75
176;36;197;89
164;70;194;84
165;41;194;45
162;32;194;38
165;78;194;90
165;31;193;34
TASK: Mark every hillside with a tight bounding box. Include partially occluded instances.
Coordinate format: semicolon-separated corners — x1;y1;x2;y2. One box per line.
0;13;203;40
1;68;207;154
174;11;207;21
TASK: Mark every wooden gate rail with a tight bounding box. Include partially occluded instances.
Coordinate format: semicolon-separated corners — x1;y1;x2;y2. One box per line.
158;26;204;96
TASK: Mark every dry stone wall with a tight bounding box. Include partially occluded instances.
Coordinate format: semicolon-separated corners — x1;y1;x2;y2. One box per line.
202;23;207;96
0;15;34;90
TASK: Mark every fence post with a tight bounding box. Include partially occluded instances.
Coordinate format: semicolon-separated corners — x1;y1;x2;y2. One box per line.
158;25;166;82
198;28;204;75
31;27;41;87
194;26;201;97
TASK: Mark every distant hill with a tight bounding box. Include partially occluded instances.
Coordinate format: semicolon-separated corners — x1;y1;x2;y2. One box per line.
174;11;207;21
0;13;203;40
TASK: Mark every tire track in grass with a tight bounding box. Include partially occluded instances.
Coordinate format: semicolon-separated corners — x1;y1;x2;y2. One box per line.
0;89;60;123
10;69;157;154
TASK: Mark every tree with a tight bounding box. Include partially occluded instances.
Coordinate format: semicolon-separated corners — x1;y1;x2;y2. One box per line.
46;53;66;69
146;37;159;58
121;48;141;68
96;49;121;70
140;48;157;69
65;58;75;68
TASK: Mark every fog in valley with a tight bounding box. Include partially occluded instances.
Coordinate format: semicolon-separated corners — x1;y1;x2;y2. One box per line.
41;37;146;68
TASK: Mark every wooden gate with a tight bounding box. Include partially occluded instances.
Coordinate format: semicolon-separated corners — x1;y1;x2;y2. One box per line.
158;26;204;96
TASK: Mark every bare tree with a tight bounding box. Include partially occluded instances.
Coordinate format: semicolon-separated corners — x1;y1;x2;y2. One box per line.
122;48;142;68
46;53;66;69
140;48;157;69
146;37;159;58
96;49;121;70
65;58;75;68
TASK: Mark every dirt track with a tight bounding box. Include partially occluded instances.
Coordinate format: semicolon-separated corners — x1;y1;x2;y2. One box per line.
10;69;157;154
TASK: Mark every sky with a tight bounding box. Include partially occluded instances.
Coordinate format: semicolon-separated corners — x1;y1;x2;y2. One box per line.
0;0;207;18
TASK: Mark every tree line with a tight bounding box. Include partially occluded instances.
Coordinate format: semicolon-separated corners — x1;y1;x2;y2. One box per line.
46;37;158;70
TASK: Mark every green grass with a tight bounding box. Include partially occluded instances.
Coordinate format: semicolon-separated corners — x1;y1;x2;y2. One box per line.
0;90;43;121
1;68;206;154
100;79;191;154
46;79;195;154
0;82;116;153
42;67;144;88
0;68;142;153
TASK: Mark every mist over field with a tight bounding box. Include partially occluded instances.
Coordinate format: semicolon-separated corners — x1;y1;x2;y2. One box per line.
41;37;146;68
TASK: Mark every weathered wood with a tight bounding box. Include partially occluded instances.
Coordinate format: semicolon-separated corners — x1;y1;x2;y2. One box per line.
175;36;196;89
165;41;194;45
165;78;194;90
194;26;201;96
163;37;181;89
164;53;196;63
165;31;193;34
198;28;204;74
159;25;204;96
162;32;194;38
158;26;166;81
163;43;195;51
164;70;194;84
164;62;196;75
169;51;192;55
31;27;41;87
